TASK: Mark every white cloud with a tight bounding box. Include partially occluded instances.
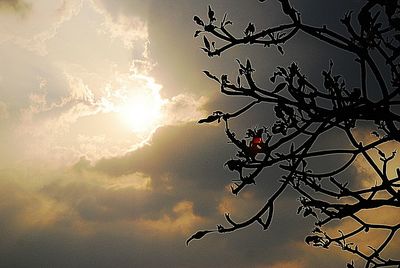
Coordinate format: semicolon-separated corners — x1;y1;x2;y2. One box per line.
0;0;83;55
0;0;207;167
90;0;148;49
14;68;206;165
162;94;207;125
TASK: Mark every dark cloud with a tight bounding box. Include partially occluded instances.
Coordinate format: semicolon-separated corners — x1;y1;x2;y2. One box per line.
93;123;235;219
0;174;342;268
95;123;233;188
0;122;345;267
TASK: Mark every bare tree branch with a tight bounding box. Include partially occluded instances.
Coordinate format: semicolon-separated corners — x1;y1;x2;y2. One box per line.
190;1;400;267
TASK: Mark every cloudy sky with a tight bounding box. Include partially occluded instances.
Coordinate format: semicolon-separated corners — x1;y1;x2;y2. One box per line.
0;0;398;267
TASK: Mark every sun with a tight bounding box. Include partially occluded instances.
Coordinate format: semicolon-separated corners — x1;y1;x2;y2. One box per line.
116;76;164;134
120;94;161;133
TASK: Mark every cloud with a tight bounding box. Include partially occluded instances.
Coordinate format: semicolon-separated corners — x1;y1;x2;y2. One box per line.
256;260;305;268
3;32;206;168
94;123;232;188
1;114;379;267
0;0;82;55
41;173;159;223
90;0;150;20
0;0;208;167
90;0;148;49
2;1;395;267
352;128;400;188
0;0;31;14
135;200;207;235
0;125;334;268
0;155;219;267
26;0;83;55
0;101;8;120
162;94;208;125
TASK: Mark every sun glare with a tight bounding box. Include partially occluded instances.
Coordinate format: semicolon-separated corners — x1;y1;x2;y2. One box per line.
117;76;163;134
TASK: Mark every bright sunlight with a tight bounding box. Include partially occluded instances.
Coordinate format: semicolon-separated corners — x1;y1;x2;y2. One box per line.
116;74;164;134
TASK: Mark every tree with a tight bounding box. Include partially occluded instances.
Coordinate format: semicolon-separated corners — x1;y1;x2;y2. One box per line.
188;1;400;267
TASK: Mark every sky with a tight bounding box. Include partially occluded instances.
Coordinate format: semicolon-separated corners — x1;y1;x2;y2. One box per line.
0;0;398;267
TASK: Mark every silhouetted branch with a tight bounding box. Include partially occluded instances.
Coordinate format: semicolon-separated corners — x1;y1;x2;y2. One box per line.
190;1;400;267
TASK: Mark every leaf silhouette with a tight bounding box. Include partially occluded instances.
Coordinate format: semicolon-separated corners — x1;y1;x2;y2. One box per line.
246;59;254;72
244;22;255;36
186;230;214;245
273;82;286;93
208;5;216;22
270;73;278;83
305;235;322;245
236;59;246;70
303;208;317;218
193;16;204;26
198;114;221;124
203;71;220;83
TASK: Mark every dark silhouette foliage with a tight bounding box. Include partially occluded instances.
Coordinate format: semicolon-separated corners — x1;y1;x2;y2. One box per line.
189;0;400;267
